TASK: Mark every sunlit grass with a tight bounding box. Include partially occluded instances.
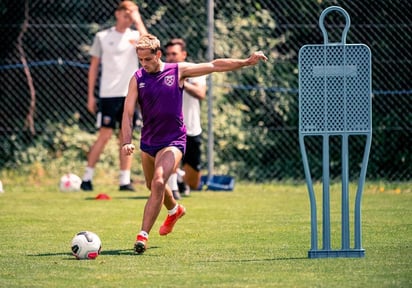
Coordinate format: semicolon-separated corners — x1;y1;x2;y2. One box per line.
0;179;410;287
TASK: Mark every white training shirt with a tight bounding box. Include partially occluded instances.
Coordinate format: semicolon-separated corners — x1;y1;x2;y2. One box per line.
183;75;207;136
90;27;139;98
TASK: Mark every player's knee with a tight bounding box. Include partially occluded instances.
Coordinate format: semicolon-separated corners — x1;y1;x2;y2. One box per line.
97;129;113;143
151;177;165;193
188;180;200;190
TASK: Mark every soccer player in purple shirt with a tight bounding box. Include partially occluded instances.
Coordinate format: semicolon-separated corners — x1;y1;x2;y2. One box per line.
121;34;267;254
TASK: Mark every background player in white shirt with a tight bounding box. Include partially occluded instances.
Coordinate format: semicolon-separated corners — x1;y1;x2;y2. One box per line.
81;1;147;191
164;38;207;198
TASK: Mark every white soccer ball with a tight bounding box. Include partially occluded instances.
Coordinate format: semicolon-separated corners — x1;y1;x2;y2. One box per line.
59;173;82;192
71;231;102;260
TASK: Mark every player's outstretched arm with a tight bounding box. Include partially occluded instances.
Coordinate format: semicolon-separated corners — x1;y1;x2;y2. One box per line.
180;51;267;79
121;76;138;156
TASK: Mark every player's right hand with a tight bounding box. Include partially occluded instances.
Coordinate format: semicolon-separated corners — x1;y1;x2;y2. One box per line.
129;6;141;24
87;96;96;114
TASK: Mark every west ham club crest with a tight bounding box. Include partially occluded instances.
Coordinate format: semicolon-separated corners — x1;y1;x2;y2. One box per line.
164;75;175;86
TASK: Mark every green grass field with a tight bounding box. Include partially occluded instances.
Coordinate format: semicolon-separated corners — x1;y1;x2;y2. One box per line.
0;178;410;287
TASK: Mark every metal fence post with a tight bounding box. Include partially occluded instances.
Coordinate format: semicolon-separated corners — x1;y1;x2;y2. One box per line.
206;0;215;180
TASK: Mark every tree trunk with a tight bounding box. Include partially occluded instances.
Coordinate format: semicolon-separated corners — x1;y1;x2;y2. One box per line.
17;0;36;135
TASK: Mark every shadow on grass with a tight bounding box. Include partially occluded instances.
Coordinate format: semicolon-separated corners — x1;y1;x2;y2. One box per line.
114;196;149;200
100;246;160;256
28;252;82;261
28;247;160;258
28;252;72;257
200;256;307;262
84;196;149;200
101;249;136;256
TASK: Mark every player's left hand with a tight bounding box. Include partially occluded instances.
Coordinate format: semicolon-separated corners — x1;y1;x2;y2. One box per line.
122;143;135;156
247;51;268;65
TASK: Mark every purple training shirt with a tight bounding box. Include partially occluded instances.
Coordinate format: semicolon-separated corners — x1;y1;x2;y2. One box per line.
134;63;186;154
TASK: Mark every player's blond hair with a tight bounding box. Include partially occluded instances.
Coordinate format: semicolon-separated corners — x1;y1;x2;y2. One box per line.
136;34;161;54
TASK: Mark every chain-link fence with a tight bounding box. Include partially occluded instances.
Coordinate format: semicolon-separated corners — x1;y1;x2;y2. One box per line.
1;0;411;182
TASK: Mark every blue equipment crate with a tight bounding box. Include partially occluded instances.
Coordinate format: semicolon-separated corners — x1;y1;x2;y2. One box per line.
199;175;234;191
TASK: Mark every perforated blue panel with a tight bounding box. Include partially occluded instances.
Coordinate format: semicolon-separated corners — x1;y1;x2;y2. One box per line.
298;6;372;259
299;44;371;134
